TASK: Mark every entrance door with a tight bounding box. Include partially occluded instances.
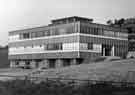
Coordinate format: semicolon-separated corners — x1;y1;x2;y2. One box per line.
102;44;112;56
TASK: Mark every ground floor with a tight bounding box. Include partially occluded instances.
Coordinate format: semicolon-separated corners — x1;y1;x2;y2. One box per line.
9;43;128;69
10;58;84;69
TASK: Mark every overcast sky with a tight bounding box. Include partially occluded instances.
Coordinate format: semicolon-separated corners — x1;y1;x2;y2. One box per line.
0;0;135;46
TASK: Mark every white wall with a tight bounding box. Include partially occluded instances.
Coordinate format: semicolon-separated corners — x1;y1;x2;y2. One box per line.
63;43;79;51
93;44;102;52
9;43;102;55
9;35;20;42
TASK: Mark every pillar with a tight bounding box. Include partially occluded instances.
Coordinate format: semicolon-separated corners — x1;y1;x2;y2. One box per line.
103;48;106;56
10;61;16;68
30;60;36;68
55;59;63;68
111;46;115;56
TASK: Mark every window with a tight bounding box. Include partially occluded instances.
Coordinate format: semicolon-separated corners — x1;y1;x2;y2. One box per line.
31;31;49;38
47;44;55;50
44;30;50;36
26;61;30;65
31;32;36;38
50;29;56;36
44;44;47;50
22;33;30;39
88;43;93;50
19;34;24;39
58;28;67;35
91;27;95;35
98;28;103;35
93;28;98;35
36;31;44;37
89;27;93;34
47;43;62;50
15;61;19;65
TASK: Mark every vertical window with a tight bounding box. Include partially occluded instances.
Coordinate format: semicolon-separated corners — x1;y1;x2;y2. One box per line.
22;33;30;39
86;26;89;34
19;33;24;39
58;28;67;35
44;44;47;50
15;61;19;65
44;30;50;36
91;27;94;35
89;27;92;34
31;32;36;38
88;43;93;50
36;31;44;37
98;28;103;35
50;29;56;36
46;43;62;50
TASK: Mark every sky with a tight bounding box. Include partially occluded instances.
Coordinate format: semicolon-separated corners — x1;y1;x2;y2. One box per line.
0;0;135;46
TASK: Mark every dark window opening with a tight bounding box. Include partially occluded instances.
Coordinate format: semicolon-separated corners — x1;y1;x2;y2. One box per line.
22;33;30;39
76;59;83;65
49;59;56;68
88;43;93;50
25;61;30;65
63;59;71;67
15;61;19;65
47;43;63;50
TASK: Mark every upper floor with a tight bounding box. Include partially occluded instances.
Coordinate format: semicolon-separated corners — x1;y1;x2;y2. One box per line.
9;16;128;43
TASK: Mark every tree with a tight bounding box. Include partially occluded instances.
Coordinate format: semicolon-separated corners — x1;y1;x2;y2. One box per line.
106;20;113;26
106;18;126;27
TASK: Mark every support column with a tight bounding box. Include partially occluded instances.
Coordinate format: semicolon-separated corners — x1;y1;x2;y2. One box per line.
30;60;36;68
111;46;115;56
71;59;77;65
20;61;25;67
10;61;16;68
56;59;63;68
103;48;106;56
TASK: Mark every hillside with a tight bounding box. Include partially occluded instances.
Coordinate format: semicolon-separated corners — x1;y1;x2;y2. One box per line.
1;58;135;83
30;59;135;82
0;46;9;68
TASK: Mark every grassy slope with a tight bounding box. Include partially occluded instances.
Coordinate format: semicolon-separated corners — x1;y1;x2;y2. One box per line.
32;59;135;82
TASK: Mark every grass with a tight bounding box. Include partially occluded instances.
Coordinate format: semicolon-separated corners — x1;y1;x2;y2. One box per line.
30;59;135;82
1;58;135;83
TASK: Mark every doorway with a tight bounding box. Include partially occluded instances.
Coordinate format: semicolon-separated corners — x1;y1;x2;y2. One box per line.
102;44;112;56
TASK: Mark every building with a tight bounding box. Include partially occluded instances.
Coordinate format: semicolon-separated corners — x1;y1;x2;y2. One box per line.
123;18;135;58
8;16;128;69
